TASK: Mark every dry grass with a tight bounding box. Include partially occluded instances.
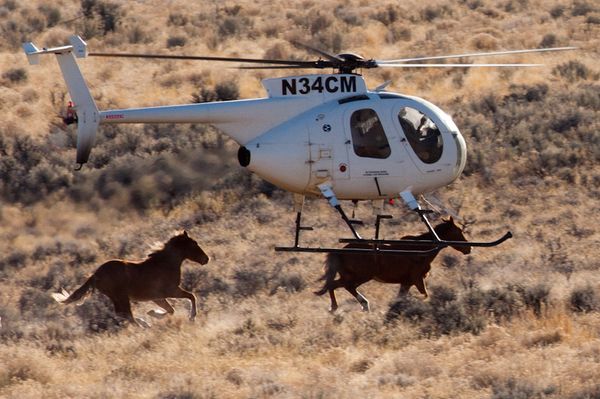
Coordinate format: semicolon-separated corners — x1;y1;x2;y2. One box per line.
0;0;599;397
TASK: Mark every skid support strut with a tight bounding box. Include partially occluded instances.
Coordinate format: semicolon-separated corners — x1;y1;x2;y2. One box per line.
292;194;313;247
318;183;362;239
400;190;442;241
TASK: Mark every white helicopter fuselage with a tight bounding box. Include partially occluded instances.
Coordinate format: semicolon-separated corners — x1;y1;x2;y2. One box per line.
100;74;467;200
23;37;466;201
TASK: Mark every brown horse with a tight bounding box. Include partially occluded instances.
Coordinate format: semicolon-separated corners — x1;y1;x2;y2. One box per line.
315;217;470;312
52;231;209;325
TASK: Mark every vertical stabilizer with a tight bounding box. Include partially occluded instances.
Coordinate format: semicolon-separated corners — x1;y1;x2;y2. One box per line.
22;36;99;166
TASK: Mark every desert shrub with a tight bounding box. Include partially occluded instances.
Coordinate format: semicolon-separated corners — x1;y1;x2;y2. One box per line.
539;33;557;48
18;288;56;318
386;296;428;322
29;263;69;290
315;30;344;53
549;5;565;18
215;81;240;101
2;67;27;84
371;5;401;25
234;268;269;297
166;35;186;48
181;268;208;292
193;81;240;103
505;83;548;103
75;295;127;333
482;286;523;321
431;300;486;335
491;378;556;399
127;25;152;44
386;24;412;43
0;250;28;272
218;16;243;37
38;4;61;27
572;1;595;16
310;13;333;34
168;12;188;26
569;384;600;399
181;268;231;297
334;6;363;26
587;14;600;24
553;61;592;82
0;354;52;385
159;391;212;399
420;5;451;22
269;272;306;294
429;285;486;334
441;253;460;268
80;0;122;35
516;284;550;316
386;285;487;335
470;33;498;50
569;286;598;313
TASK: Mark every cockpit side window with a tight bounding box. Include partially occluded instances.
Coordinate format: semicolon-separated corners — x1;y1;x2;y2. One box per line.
350;109;391;159
398;107;443;164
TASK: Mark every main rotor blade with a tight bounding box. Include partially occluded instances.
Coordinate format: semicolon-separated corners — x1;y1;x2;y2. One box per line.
88;52;318;67
237;65;323;70
377;46;577;64
290;41;344;63
377;63;543;68
234;65;324;69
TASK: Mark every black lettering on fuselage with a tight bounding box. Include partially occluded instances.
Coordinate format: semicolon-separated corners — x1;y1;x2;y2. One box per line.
325;76;339;92
340;76;356;92
280;76;358;95
282;79;297;95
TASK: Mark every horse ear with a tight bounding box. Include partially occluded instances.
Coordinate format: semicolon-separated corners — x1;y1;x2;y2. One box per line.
449;216;454;224
183;230;189;237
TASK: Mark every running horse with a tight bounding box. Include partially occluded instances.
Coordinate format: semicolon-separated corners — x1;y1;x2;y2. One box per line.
315;217;471;312
52;231;209;325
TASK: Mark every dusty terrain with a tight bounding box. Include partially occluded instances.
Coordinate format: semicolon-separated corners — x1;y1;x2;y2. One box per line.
0;0;599;398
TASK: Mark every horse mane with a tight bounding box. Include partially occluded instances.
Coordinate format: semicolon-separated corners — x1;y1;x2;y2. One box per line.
147;232;186;259
409;219;454;240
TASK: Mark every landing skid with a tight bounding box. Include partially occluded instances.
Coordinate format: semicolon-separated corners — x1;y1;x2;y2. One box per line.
275;189;512;255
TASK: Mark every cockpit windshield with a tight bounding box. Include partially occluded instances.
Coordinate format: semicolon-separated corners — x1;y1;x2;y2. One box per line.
398;107;443;164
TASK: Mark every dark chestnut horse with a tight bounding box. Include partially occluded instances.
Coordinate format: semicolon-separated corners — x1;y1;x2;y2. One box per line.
52;231;209;325
315;217;470;312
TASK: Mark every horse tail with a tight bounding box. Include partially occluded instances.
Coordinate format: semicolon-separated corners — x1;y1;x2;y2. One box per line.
52;274;95;305
314;253;339;296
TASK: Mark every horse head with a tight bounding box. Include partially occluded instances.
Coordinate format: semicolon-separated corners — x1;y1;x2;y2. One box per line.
173;231;210;265
439;217;471;254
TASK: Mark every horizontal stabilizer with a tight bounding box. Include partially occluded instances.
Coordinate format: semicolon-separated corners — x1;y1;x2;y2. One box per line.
22;42;41;65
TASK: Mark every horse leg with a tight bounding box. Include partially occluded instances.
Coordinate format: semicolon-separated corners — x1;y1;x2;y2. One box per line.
345;285;370;312
169;287;197;321
328;290;338;313
398;284;411;297
415;278;429;298
148;299;175;319
111;296;138;326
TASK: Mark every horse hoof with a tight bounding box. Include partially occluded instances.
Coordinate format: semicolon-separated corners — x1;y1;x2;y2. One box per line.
147;309;168;319
135;317;151;328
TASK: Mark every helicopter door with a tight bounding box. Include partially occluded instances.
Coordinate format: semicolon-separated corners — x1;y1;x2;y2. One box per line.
341;106;404;197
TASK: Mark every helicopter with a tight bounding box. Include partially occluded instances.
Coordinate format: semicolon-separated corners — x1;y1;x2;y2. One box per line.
23;36;575;254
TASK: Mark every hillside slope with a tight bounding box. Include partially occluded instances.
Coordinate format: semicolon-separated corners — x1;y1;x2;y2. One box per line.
0;0;599;398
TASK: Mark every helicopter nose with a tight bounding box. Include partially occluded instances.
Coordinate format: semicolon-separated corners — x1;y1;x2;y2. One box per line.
452;130;467;180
